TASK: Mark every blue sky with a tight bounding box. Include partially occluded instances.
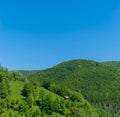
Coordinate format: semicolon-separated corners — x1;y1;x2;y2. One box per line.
0;0;120;70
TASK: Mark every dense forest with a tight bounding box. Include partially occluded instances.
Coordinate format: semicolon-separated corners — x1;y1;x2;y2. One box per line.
0;59;120;117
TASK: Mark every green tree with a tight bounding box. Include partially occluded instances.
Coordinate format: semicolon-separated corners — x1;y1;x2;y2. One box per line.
21;82;33;97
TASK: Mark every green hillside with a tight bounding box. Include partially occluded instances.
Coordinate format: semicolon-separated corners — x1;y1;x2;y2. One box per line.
102;61;120;69
29;59;120;116
0;66;104;117
1;60;120;116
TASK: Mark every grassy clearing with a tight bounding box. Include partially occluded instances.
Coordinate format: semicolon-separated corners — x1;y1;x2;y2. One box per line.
10;81;63;101
10;81;24;100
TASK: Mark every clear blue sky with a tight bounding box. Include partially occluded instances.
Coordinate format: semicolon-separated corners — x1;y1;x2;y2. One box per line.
0;0;120;70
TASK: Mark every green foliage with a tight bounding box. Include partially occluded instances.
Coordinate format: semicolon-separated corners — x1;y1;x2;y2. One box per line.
1;60;120;117
21;82;33;97
8;71;24;81
29;59;120;116
102;61;120;69
0;71;10;99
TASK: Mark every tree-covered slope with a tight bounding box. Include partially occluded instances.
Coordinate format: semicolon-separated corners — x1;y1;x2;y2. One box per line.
0;66;104;117
29;59;120;116
1;60;120;116
16;70;39;78
102;61;120;69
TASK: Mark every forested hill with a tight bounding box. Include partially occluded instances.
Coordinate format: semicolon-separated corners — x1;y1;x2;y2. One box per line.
3;59;120;116
102;61;120;69
29;59;120;116
0;65;106;117
18;60;120;78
